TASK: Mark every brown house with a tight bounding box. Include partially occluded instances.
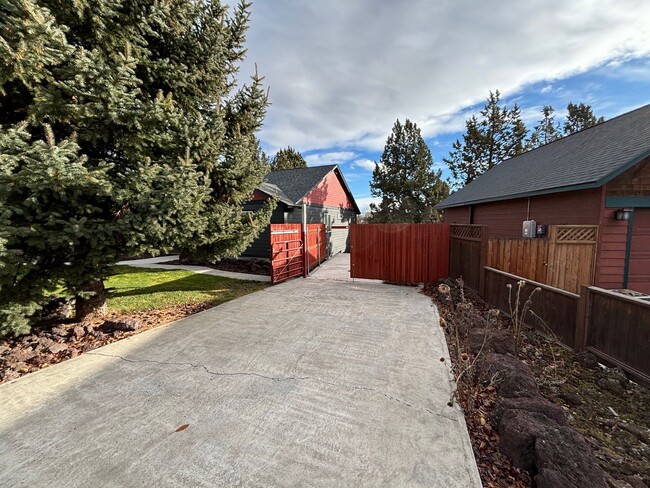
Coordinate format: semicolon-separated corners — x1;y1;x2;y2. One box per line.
436;103;650;294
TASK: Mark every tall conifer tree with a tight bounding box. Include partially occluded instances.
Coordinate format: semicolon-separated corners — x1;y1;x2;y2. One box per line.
368;119;449;223
0;0;272;335
444;90;527;187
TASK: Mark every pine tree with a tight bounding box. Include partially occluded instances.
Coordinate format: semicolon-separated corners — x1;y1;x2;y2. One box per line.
564;102;605;134
529;105;561;148
0;0;272;335
444;90;528;187
368;119;449;223
270;146;308;170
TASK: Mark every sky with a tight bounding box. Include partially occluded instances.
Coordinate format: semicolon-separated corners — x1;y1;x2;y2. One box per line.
232;0;650;212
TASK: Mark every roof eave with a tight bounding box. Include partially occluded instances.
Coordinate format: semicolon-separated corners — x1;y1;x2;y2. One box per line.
435;181;602;209
436;149;650;210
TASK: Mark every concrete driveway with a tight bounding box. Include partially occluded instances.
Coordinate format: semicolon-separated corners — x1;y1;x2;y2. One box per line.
0;254;480;487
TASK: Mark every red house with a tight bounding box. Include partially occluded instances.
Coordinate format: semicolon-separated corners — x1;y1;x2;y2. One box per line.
436;104;650;294
242;165;360;258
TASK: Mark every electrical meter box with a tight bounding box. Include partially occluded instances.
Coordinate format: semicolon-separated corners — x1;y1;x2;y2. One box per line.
522;220;536;238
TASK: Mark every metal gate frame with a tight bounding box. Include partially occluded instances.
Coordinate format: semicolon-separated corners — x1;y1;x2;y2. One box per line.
270;223;328;285
270;226;305;285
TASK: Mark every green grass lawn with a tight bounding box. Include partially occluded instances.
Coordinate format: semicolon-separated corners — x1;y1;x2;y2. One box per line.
106;265;268;314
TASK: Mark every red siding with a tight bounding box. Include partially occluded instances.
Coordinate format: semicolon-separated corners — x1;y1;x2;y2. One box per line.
445;188;602;239
303;169;355;209
529;189;601;225
251;189;270;201
595;212;627;289
442;206;470;224
628;209;650;293
472;198;528;238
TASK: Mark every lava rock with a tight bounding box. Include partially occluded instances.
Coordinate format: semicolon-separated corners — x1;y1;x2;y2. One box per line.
479;353;539;398
598;377;625;396
50;326;68;337
469;328;516;355
558;389;583;407
6;348;37;362
101;318;142;332
576;350;599;369
493;395;567;427
499;409;556;471
535;425;607;488
47;342;68;354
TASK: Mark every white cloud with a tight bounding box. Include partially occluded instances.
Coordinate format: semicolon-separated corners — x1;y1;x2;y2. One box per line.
238;0;650;153
304;151;357;166
352;158;377;171
354;195;381;214
541;84;553;94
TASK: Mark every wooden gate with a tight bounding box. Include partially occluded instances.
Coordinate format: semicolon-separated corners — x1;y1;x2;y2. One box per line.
305;224;327;271
350;223;450;282
487;225;598;294
270;223;328;285
270;224;304;284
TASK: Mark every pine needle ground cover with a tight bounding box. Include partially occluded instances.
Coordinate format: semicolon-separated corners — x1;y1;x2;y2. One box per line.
107;265;267;313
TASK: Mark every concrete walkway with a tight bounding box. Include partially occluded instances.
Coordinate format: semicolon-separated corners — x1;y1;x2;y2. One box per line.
117;255;271;282
0;257;481;487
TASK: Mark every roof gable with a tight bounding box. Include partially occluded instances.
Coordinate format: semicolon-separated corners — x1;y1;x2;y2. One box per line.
437;103;650;209
263;165;360;213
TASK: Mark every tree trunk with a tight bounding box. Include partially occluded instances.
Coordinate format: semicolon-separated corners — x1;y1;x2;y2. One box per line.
75;279;107;321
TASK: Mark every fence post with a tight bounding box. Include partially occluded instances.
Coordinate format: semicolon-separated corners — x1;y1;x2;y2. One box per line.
575;285;590;351
479;226;488;297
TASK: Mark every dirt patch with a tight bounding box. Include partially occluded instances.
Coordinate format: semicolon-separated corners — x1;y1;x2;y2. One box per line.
424;281;650;488
168;257;270;276
0;303;211;384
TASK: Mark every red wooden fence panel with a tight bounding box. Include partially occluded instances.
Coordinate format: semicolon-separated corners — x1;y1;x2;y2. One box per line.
270;224;304;284
305;223;327;271
349;223;450;282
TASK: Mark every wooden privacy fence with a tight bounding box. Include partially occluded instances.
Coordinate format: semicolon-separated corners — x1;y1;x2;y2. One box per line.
449;224;488;293
484;267;580;348
305;224;327;271
487;225;598;294
577;287;650;384
350;223;449;282
484;267;650;385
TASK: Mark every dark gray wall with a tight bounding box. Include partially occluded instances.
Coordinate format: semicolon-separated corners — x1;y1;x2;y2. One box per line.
241;202;292;258
285;204;357;254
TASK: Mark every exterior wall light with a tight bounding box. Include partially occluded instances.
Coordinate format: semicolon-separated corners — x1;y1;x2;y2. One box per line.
615;208;633;221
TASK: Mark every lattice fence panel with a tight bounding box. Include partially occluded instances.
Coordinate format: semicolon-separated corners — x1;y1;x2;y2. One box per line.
450;224;484;240
555;225;598;243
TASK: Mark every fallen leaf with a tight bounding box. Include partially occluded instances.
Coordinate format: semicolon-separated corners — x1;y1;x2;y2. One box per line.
175;424;189;432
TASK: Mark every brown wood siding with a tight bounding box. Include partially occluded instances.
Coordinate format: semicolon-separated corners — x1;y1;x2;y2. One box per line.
605;156;650;197
442;206;470;224
629;209;650;293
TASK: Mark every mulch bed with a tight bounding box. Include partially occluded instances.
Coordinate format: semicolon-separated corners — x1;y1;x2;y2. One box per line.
0;303;211;385
423;282;650;488
167;257;270;276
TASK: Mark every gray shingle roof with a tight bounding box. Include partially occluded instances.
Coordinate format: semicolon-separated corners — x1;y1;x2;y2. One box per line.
264;164;337;204
436;103;650;209
257;182;296;207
